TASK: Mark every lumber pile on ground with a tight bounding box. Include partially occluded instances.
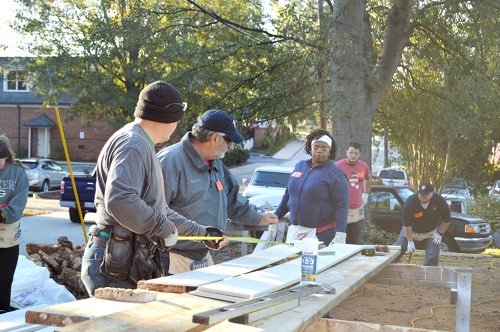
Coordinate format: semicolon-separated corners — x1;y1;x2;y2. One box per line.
26;236;88;299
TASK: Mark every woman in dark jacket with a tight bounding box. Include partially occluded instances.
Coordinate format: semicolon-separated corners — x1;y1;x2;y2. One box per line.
275;130;349;246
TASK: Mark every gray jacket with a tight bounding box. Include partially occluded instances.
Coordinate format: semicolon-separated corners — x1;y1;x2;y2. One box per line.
94;123;205;239
0;161;28;223
157;132;261;259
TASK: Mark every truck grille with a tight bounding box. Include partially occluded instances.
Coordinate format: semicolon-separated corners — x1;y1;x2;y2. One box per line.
477;223;491;235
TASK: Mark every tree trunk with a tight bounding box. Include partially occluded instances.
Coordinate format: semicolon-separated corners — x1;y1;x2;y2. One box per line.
330;0;413;167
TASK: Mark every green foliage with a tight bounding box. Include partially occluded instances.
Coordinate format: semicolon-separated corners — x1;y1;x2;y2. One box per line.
222;146;250;167
14;0;327;130
375;1;499;191
361;221;399;245
467;196;500;234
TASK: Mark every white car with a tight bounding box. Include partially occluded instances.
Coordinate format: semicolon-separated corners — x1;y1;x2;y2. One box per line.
20;158;67;192
248;193;289;219
488;180;500;201
242;166;293;198
377;168;410;187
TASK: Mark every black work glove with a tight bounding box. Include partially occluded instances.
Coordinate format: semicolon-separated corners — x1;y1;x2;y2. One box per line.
204;227;224;250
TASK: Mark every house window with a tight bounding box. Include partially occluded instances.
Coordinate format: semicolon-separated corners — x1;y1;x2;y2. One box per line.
4;70;29;92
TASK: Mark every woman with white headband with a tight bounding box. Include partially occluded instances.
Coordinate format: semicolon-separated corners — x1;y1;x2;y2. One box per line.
275;129;349;246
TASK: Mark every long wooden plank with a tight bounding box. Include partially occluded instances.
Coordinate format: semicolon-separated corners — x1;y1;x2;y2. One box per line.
204;320;263;331
138;244;300;292
250;249;400;332
192;244;361;300
25;298;142;327
306;318;446;332
55;294;225;332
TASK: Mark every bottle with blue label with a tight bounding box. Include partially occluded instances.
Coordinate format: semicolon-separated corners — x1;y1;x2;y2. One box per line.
300;237;318;285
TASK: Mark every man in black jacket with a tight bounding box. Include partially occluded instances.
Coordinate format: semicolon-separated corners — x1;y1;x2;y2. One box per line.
395;181;451;266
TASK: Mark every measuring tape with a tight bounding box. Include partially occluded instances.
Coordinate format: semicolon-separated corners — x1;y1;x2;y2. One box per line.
177;235;292;246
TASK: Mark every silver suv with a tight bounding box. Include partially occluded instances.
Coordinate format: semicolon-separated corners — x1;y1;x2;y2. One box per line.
20;158;67;192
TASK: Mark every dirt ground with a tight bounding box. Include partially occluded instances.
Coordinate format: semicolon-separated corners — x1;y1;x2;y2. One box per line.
212;244;500;332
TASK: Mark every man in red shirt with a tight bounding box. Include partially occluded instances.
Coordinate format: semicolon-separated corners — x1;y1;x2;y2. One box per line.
335;142;371;244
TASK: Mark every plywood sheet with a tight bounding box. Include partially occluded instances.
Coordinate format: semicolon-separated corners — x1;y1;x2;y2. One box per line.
139;244;300;290
193;244;361;300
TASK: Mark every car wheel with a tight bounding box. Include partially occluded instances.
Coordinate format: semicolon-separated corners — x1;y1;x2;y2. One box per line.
42;180;50;192
69;208;86;223
440;235;458;253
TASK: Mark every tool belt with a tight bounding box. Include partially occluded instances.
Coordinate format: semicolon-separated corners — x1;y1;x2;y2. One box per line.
97;224;165;284
316;222;336;234
88;224;111;246
0;220;21;248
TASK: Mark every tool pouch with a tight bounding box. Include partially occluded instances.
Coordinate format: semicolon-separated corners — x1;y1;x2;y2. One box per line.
100;225;134;280
129;234;164;285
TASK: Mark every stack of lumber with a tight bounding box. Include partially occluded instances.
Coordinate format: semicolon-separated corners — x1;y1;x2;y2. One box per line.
20;244;400;332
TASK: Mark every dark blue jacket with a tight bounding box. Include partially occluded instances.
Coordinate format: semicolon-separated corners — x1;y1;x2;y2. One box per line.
275;159;348;232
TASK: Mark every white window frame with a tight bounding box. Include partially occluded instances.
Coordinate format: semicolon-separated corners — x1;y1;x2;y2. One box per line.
3;69;30;92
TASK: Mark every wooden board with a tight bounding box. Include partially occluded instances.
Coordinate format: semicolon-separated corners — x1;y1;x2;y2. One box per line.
55;293;225;332
25;298;142;327
138;244;300;292
305;318;446;332
250;249;400;332
192;244;361;301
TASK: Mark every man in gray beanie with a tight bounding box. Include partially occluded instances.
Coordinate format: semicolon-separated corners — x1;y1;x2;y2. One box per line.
81;81;211;294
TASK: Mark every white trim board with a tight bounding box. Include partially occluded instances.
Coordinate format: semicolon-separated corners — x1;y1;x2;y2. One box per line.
139;244;300;289
192;244;361;301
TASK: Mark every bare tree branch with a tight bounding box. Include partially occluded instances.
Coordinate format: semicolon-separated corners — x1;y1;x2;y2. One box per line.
185;0;323;49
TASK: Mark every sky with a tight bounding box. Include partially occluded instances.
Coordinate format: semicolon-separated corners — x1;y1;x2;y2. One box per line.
0;0;30;56
0;0;278;57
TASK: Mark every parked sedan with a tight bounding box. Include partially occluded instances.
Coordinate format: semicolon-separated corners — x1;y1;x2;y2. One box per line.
20;158;67;192
249;185;492;253
440;177;475;213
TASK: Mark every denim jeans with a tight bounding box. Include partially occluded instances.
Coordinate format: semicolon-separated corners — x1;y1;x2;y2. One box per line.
346;220;364;244
81;240;134;296
317;230;335;246
394;229;440;266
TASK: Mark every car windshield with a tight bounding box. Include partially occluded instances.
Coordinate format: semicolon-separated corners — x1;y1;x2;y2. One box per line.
250;171;291;188
379;169;405;180
21;161;38;169
395;187;414;201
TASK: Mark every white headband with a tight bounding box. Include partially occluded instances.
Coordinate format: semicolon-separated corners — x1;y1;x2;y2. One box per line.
312;135;332;148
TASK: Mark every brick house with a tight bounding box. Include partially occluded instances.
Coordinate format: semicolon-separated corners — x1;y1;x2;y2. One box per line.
0;57;116;161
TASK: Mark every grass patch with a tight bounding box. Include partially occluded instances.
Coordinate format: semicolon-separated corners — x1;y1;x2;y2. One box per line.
23;209;52;217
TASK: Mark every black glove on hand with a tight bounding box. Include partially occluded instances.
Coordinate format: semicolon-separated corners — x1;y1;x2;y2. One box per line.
204;227;224;250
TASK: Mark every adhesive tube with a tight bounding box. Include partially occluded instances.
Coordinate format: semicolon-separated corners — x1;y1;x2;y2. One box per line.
300;237;318;285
